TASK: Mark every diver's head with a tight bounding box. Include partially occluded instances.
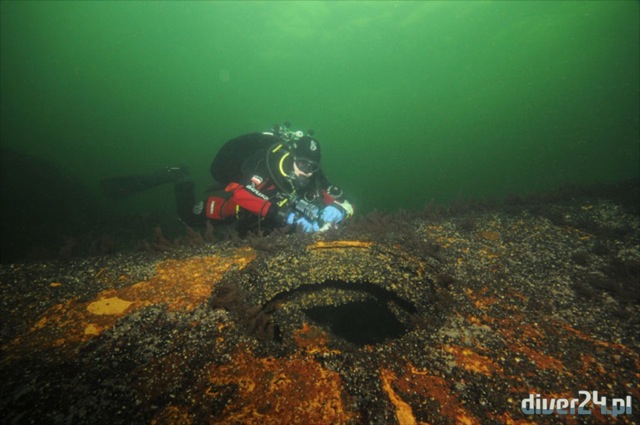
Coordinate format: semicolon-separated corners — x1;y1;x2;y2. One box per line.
291;136;321;177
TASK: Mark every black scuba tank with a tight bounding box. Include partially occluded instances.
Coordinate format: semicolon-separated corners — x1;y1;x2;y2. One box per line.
210;133;275;186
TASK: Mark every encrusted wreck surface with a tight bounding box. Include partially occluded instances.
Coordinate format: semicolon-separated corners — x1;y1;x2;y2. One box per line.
1;185;639;424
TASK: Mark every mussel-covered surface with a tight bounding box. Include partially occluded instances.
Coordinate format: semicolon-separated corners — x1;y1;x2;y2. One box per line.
1;184;639;424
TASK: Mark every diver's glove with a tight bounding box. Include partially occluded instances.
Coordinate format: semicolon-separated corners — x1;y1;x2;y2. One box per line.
286;212;320;233
321;200;354;224
321;205;345;224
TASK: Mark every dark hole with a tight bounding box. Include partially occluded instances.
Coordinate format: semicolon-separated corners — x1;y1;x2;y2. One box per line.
304;299;407;346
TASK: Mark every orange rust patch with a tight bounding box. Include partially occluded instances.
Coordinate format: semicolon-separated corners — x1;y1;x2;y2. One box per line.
150;405;192;425
465;287;498;309
487;316;545;343
464;286;568;372
491;412;537;424
83;323;101;336
445;345;502;375
206;349;353;424
87;296;132;315
460;280;640;413
3;249;255;357
393;362;480;425
292;322;340;355
380;368;416;425
306;240;373;250
119;250;254;313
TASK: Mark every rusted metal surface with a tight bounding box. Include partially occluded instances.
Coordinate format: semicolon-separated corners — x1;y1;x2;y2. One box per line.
1;197;639;423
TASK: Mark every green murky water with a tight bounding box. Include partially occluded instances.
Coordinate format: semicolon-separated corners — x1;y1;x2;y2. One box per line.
1;0;638;215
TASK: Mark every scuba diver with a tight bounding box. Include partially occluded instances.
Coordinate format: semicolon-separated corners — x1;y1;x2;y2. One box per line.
175;123;354;234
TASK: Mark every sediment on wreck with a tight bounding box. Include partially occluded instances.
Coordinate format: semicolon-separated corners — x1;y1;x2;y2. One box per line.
1;180;639;424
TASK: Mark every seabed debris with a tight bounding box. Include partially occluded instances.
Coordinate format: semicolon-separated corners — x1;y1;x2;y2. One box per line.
1;183;639;424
